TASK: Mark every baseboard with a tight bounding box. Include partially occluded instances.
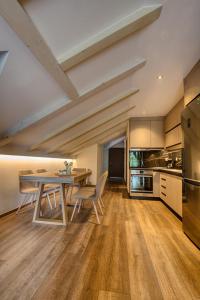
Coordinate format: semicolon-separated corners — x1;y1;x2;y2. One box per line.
160;199;182;221
0;201;35;219
129;195;160;201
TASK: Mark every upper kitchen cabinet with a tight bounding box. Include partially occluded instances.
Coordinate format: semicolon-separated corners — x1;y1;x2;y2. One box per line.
150;120;165;148
164;99;184;132
130;119;150;148
164;98;184;149
130;118;164;148
184;60;200;106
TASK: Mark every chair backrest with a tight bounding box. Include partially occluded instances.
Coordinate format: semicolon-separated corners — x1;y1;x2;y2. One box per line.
72;168;86;173
96;171;108;199
101;171;108;195
36;169;47;173
19;170;35;192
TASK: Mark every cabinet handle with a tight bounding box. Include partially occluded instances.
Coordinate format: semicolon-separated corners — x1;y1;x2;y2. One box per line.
161;192;166;196
161;185;166;189
161;178;166;181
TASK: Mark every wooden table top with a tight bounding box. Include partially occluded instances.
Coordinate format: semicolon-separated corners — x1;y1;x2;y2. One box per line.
20;170;92;184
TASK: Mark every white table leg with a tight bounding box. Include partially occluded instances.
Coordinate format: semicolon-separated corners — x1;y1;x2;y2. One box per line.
32;183;68;226
60;183;68;225
33;183;44;222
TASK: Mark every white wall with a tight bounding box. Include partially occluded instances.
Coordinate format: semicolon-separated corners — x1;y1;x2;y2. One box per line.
76;144;98;185
97;144;103;178
0;155;74;216
102;147;109;173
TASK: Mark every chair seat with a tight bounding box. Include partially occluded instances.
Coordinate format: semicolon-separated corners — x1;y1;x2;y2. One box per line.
73;189;96;200
45;184;60;191
79;186;96;193
21;187;38;194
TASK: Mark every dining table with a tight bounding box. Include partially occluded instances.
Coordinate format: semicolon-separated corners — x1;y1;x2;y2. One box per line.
19;170;92;226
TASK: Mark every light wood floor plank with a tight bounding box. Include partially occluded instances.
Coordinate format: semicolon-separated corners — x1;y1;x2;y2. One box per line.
0;183;199;300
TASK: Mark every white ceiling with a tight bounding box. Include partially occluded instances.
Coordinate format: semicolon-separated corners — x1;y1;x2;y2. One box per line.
0;16;68;134
0;0;200;156
21;0;164;58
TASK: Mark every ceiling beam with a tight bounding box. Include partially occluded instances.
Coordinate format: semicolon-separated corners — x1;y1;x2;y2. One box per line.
0;98;71;145
78;59;145;99
65;122;127;154
98;131;126;146
59;5;162;71
105;136;125;149
67;123;126;155
0;137;12;148
30;89;138;150
45;106;135;155
0;0;78;99
48;111;132;153
30;105;135;156
0;58;142;147
60;119;128;154
72;129;126;156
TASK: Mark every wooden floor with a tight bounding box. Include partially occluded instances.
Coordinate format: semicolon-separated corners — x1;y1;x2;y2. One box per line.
0;183;200;300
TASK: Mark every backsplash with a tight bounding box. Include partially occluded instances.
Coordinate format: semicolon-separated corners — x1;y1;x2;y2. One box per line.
145;149;182;169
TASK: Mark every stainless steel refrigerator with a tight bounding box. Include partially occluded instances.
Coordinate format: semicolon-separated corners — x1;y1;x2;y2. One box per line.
182;94;200;248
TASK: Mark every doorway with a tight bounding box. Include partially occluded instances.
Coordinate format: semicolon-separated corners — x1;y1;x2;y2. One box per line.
108;148;124;182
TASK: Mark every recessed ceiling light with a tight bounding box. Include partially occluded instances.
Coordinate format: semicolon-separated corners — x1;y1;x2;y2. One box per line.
157;75;163;80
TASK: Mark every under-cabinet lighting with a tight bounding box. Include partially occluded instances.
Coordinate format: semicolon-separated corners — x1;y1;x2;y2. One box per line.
157;75;163;80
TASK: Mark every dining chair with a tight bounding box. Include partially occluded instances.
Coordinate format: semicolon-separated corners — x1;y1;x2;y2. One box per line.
68;168;87;202
17;170;39;214
36;169;60;208
70;171;108;224
80;170;108;208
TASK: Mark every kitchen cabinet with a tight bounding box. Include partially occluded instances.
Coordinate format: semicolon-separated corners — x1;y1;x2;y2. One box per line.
164;99;184;150
165;125;182;148
130;118;164;148
150;120;164;148
130;120;150;148
184;60;200;106
160;173;182;216
164;99;184;133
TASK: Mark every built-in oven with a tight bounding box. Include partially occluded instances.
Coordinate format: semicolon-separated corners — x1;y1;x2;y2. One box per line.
130;169;153;194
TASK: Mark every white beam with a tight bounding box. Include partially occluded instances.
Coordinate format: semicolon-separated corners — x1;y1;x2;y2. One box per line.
0;0;78;98
60;119;128;154
0;57;143;146
106;136;125;149
48;112;131;154
30;89;138;150
72;129;126;156
0;98;71;143
0;57;143;147
67;122;127;155
59;5;162;71
0;137;12;148
98;131;126;146
58;115;130;153
79;59;145;99
46;106;135;154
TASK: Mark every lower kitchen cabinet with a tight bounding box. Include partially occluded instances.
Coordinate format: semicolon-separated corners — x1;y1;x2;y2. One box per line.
160;173;182;216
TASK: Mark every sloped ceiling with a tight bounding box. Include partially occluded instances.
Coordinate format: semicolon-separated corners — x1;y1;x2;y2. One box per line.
0;0;200;157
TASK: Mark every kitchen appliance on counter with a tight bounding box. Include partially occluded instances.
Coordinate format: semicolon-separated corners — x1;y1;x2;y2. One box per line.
182;94;200;248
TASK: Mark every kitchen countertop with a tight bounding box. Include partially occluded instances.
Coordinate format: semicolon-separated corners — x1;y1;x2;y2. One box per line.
153;167;182;177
